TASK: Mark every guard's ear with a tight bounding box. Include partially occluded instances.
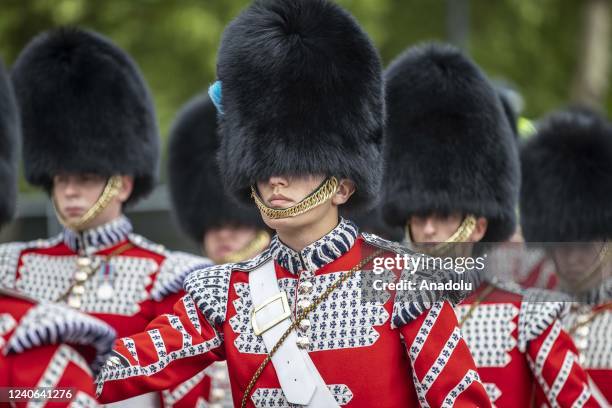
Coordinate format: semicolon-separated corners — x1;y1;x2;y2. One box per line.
331;178;356;206
117;175;134;203
469;216;488;242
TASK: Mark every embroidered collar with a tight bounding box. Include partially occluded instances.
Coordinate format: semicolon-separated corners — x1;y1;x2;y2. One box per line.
269;218;359;274
63;215;133;254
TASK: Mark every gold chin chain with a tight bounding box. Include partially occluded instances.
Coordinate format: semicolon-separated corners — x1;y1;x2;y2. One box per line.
250;177;339;219
54;175;123;231
220;230;271;263
405;214;477;256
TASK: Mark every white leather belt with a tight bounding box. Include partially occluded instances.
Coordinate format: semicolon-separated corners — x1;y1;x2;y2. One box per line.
249;259;339;407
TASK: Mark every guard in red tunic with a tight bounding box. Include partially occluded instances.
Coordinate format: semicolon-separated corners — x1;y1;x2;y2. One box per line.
381;43;598;407
520;108;612;406
164;93;272;407
2;28;208;405
94;1;492;407
0;57;116;408
4;27;208;334
1;289;116;408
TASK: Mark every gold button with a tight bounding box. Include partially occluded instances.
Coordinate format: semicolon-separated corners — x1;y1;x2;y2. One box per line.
297;299;311;313
299;281;313;294
299;319;311;331
575;325;590;337
72;284;85;296
211;389;225;401
77;257;92;268
106;356;121;367
575;338;588;350
296;336;310;349
576;314;591;324
67;296;82;309
74;271;88;282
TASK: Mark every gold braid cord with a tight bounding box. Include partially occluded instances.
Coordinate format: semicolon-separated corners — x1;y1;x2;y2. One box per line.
54;175;123;231
405;214;477;256
251;177;339;219
240;248;384;408
220;230;271;264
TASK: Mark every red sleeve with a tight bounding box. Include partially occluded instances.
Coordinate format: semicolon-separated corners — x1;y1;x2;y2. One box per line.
96;294;223;403
400;301;492;407
528;320;599;407
155;292;215;408
153;290;186;316
4;344;99;407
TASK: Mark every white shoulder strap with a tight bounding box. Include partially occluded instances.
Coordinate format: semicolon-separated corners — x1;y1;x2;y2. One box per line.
249;259;339;407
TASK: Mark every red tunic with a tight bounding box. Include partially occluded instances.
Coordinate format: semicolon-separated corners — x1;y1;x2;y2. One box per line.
561;285;612;406
0;216;211;407
0;289;115;407
0;216;208;337
457;283;598;407
95;220;492;407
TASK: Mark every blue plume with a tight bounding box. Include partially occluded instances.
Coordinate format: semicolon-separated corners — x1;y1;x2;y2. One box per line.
208;81;223;115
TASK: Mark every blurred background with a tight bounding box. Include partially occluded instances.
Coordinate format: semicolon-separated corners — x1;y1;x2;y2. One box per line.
0;0;610;251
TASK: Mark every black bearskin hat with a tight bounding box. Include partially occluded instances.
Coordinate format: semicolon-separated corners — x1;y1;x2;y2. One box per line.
216;0;384;211
168;94;265;243
11;28;159;204
497;88;520;137
382;43;519;242
521;108;612;242
0;59;19;227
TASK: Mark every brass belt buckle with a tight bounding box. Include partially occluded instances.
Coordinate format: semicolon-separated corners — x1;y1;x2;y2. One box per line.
251;292;291;336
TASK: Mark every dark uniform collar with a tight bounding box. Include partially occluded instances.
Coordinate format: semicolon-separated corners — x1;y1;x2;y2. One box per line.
270;217;359;274
63;215;133;254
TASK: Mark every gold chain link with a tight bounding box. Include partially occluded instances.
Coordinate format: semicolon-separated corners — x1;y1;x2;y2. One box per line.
240;248;384;408
251;177;338;219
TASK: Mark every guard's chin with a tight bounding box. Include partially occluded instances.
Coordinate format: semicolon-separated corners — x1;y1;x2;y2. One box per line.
61;212;82;222
261;213;309;232
261;215;291;231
